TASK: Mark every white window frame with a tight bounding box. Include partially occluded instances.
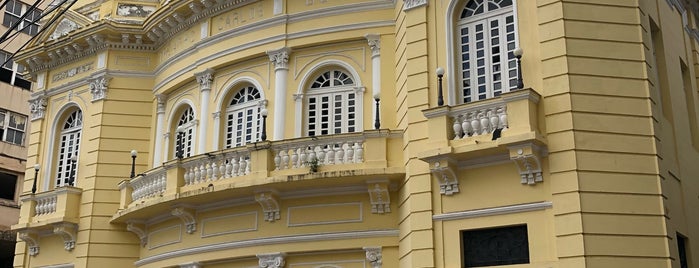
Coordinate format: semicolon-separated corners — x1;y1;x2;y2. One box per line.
3;0;41;36
0;110;27;146
55;110;82;187
175;107;196;158
305;69;361;136
225;86;263;148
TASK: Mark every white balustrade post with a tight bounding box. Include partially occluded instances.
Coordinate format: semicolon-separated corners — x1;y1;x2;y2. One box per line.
267;47;291;140
195;68;214;154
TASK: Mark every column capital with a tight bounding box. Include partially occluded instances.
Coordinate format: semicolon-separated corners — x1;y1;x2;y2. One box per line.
257;252;286;268
194;68;214;91
156;94;167;114
363;247;383;268
365;34;381;57
267;47;291;70
89;75;111;102
29;95;47;121
404;0;427;10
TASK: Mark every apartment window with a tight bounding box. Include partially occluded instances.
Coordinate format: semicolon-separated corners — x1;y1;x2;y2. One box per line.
55;110;81;187
0;110;27;145
461;225;530;267
677;233;689;268
3;0;41;36
458;0;517;103
0;172;18;200
0;51;31;90
306;69;358;136
175;107;195;158
225;86;261;148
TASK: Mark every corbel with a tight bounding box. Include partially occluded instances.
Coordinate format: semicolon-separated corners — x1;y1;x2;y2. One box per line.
363;247;383;268
509;143;545;185
429;158;460;195
53;223;78;251
171;206;197;234
126;220;147;247
18;230;40;256
255;191;280;222
257;252;286;268
366;180;390;214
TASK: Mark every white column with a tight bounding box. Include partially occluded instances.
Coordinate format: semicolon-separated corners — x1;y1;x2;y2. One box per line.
267;47;291;140
212;112;221;150
195;68;214;154
153;94;167;166
163;133;170;161
366;34;381;127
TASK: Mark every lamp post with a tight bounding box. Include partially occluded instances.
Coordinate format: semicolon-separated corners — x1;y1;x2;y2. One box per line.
513;47;524;89
31;164;39;194
130;150;137;179
68;155;77;186
176;126;185;159
436;67;445;106
260;108;268;141
374;93;381;130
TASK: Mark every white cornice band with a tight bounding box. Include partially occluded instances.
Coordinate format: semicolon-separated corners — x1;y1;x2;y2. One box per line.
433;201;552;221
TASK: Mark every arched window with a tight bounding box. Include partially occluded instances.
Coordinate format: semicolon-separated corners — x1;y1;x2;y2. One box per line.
175;107;196;158
458;0;517;103
55;110;82;187
225;86;261;148
306;69;358;136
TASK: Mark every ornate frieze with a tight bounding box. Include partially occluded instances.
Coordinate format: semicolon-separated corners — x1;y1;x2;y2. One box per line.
88;75;111;102
267;47;291;70
29;96;47;121
257;252;286;268
52;62;93;82
255;191;280;222
363;247;383;268
403;0;427;10
195;68;214;91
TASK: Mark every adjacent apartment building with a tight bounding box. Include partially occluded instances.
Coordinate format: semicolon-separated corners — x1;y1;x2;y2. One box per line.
11;0;699;267
0;0;41;266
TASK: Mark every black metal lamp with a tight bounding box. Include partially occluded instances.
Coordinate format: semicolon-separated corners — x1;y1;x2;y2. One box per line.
130;150;137;179
436;67;445;106
176;125;185;159
513;47;524;89
31;164;39;194
68;155;77;186
260;108;268;141
374;93;381;130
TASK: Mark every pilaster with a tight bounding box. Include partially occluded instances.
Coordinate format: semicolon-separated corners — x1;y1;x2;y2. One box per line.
195;68;214;154
267;47;291;140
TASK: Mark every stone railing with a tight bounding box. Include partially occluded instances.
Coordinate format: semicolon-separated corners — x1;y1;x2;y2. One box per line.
271;137;365;170
130;169;167;201
450;102;507;139
34;193;57;216
180;148;251;186
14;186;83;228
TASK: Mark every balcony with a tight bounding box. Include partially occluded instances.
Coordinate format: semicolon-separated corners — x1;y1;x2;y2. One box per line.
419;88;546;193
113;130;403;222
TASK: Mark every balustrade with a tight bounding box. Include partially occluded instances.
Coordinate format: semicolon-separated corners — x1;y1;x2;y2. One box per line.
34;194;57;216
181;150;250;186
130;170;166;201
272;139;364;170
451;103;508;139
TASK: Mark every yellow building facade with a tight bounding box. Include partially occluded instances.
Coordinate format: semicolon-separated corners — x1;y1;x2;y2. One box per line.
11;0;699;267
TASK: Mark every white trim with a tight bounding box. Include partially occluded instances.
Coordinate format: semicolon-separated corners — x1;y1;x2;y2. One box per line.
37;264;74;268
286;202;363;227
42;103;83;191
288;259;365;268
214;76;267;111
432;201;552;221
134;229;399;266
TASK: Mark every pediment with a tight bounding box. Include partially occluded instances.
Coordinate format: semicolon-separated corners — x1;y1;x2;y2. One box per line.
33;9;93;45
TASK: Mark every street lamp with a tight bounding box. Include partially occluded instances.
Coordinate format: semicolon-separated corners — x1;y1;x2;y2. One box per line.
436;67;445;106
513;47;524;89
31;164;39;194
374;93;381;130
130;150;137;179
68;155;77;186
260;108;268;141
176;125;185;159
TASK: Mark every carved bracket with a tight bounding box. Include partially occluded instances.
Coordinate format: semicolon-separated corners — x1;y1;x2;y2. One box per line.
509;144;545;185
53;223;78;251
430;159;460;195
367;180;390;214
171;207;197;234
363;246;383;268
255;191;280;222
126;220;147;247
257;252;286;268
88;75;111;102
18;230;39;256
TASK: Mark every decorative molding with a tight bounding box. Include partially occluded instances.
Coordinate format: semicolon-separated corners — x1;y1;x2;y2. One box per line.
429;159;459;195
29;96;48;121
365;34;380;58
171;207;197;234
18;230;40;256
156;94;167;114
49;18;82;41
257;252;286;268
135;230;399;266
51;62;94;83
126;221;148;247
195;68;215;91
88;75;111;102
179;261;202;268
148;224;183;250
267;47;291;70
403;0;427;10
433;201;553;221
287;202;363;227
367;180;390;214
509;143;545;185
255;191;280;222
363;247;382;268
53;223;78;251
200;211;258;238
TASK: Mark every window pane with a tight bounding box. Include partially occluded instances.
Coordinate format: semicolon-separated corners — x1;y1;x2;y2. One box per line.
462;225;530;267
